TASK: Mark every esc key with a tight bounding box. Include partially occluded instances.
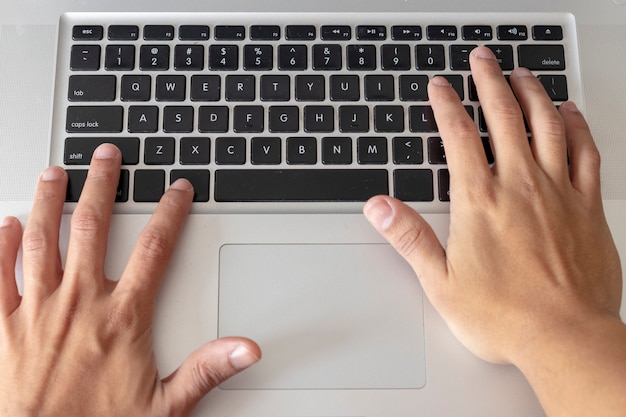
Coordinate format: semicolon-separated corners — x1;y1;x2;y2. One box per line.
72;25;104;40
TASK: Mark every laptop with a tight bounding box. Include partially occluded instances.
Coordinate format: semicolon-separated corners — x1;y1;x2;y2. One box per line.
1;1;625;416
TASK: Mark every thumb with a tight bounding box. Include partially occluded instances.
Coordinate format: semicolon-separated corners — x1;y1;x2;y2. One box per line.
363;195;448;286
160;337;261;416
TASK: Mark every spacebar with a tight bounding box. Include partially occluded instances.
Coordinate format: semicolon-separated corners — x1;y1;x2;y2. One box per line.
214;169;389;202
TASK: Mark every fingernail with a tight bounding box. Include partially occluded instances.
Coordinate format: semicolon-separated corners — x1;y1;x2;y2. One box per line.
472;46;496;60
169;178;194;192
430;76;451;87
560;101;579;113
93;143;120;160
40;166;65;181
512;67;534;77
363;197;394;231
1;216;17;228
229;344;260;371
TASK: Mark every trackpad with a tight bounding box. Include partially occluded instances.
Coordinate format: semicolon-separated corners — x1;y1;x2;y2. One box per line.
218;244;426;390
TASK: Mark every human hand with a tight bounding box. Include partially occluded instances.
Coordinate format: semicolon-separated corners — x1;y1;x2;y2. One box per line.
364;46;625;416
0;144;260;417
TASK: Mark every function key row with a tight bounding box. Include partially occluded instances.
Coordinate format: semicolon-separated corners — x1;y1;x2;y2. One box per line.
72;24;563;42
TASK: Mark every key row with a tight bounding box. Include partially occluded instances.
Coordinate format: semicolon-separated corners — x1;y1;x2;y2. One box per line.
63;136;493;167
66;104;474;134
66;166;451;203
68;73;568;103
73;24;563;42
70;43;566;72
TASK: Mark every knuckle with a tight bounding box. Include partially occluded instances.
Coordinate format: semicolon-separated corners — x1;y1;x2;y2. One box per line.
392;224;426;260
192;360;229;392
71;207;107;233
136;228;172;260
22;226;52;255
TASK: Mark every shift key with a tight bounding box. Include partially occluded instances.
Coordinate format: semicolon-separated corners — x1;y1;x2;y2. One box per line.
66;106;123;133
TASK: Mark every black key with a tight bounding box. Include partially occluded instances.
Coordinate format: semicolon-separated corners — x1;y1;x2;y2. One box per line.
68;75;116;101
215;26;245;40
170;170;210;202
462;25;493;41
393;137;423;164
365;75;395;101
532;25;563;41
198;106;229;132
393;169;434;202
392;26;422;40
357;26;387;40
250;25;281;40
322;137;353;164
251;137;282;165
108;25;139;40
105;45;135;70
538;75;568;101
209;45;239;70
174;45;205;70
66;106;123;133
233;105;264;133
163;106;194;133
497;25;528;40
286;25;316;40
179;25;210;40
72;26;103;40
214;169;389;202
518;45;565;70
128;106;159;133
66;169;129;202
134;170;165;202
191;75;221;101
399;75;429;101
381;44;411;70
260;75;291;101
304;106;334;132
330;75;360;101
64;137;140;165
70;45;101;71
427;137;447;164
215;137;246;164
244;45;273;70
347;45;377;70
486;45;514;70
144;137;175;165
121;75;151;101
339;106;369;132
450;45;477;70
438;169;450;202
482;137;495;164
409;106;438;132
180;137;211;165
313;44;342;70
374;106;404;132
321;25;351;40
427;25;457;40
296;75;325;101
415;45;445;70
269;106;299;132
144;25;175;40
358;137;388;164
278;45;308;70
287;137;317;164
139;45;170;70
225;75;256;101
435;74;464;100
156;75;186;101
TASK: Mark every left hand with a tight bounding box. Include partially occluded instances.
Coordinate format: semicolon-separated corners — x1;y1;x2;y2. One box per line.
0;143;260;417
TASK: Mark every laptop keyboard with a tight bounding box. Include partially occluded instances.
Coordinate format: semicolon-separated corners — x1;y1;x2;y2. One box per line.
51;12;580;213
